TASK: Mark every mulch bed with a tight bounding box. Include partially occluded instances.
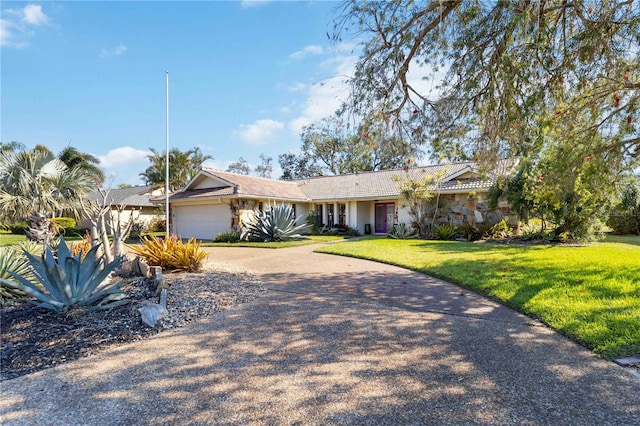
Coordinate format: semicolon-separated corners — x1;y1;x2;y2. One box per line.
0;264;265;381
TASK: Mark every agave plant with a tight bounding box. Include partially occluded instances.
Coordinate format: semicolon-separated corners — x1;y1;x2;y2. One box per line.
0;246;31;303
241;203;309;242
387;223;418;239
0;237;127;313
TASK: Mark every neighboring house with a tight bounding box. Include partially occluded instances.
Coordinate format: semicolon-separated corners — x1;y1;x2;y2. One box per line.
168;161;519;240
79;185;162;230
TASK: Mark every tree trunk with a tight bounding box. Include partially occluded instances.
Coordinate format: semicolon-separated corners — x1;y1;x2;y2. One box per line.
25;212;54;245
98;212;113;264
111;205;138;258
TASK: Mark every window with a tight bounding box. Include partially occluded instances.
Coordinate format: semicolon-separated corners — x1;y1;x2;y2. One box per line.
338;203;346;226
315;204;323;226
327;204;334;226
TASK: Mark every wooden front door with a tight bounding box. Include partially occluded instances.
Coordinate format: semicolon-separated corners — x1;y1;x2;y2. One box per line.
374;202;394;233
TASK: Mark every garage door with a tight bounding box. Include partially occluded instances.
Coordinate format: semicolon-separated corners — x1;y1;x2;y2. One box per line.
172;204;231;240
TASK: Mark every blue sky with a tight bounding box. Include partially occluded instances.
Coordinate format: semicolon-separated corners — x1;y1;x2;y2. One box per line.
1;1;358;185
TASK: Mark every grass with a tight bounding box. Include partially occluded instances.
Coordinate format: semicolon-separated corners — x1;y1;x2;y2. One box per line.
0;234;27;246
0;233;84;247
315;234;640;359
202;235;347;248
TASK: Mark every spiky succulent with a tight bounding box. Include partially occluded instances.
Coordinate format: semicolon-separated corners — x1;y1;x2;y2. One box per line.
0;247;31;303
387;223;418;240
0;237;127;313
241;203;309;242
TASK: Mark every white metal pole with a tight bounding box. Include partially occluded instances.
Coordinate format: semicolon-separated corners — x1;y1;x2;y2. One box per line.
165;71;170;236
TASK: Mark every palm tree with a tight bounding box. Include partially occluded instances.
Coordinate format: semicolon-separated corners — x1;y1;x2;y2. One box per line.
0;148;94;243
139;147;213;191
189;147;213;180
59;146;105;184
0;141;26;153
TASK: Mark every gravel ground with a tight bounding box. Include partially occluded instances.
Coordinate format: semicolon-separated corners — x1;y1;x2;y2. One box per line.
2;245;639;425
0;261;265;381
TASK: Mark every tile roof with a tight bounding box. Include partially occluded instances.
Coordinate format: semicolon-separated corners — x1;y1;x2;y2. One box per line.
87;185;155;207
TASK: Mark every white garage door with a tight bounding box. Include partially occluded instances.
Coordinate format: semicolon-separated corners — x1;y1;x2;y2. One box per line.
172;204;231;240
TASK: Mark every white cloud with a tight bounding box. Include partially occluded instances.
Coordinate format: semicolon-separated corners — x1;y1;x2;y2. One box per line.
241;0;272;8
1;4;50;48
100;44;127;58
286;82;307;93
98;146;149;169
234;119;285;145
288;55;357;134
22;5;49;26
289;44;324;60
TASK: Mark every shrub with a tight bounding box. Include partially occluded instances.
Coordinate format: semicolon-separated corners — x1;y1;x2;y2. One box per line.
387;223;418;239
433;223;458;240
147;216;166;233
520;223;554;241
8;222;28;235
241;203;309;242
607;212;640;235
51;217;76;232
306;210;320;235
129;221;146;239
345;227;361;237
128;234;207;272
0;237;127;313
478;219;512;239
457;222;481;241
214;230;241;243
607;181;640;235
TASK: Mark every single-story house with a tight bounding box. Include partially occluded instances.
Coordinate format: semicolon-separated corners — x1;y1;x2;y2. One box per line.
79;185;162;230
167;161;518;240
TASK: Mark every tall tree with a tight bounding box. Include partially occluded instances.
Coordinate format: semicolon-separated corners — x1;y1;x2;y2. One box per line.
0;148;94;243
279;112;420;180
227;157;251;175
189;147;213;180
58;145;105;184
254;154;273;178
0;141;26;153
139;147;213;191
335;0;639;238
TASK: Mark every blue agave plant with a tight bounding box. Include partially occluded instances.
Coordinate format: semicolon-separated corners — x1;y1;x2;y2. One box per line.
0;237;127;313
241;203;309;242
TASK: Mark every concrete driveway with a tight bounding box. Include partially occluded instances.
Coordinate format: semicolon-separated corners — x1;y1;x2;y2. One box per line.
2;242;639;425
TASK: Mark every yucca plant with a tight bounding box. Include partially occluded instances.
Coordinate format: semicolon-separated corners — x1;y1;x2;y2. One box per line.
128;234;207;272
433;223;458;240
387;223;418;239
0;237;127;313
241;203;309;242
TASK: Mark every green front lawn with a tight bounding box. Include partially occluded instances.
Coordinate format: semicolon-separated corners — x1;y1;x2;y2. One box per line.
315;235;640;359
202;235;346;249
0;233;27;246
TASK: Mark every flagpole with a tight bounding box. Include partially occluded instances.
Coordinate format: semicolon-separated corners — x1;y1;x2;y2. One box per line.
165;71;170;236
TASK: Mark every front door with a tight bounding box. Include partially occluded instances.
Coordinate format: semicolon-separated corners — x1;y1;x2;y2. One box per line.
375;202;394;233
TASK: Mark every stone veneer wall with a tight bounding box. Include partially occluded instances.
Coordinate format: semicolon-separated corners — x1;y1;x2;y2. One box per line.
230;199;260;230
432;193;518;227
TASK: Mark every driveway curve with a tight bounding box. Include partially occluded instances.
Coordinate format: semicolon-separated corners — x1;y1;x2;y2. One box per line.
2;242;639;425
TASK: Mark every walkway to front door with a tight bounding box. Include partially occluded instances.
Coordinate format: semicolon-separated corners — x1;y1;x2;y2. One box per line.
374;202;395;233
